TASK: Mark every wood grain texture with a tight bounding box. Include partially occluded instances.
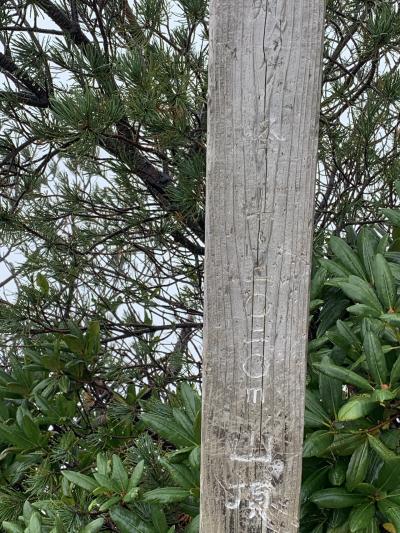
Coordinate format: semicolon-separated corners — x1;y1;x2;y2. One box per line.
200;1;325;531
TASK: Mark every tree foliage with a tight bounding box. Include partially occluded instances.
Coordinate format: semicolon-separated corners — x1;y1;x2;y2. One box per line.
0;0;399;531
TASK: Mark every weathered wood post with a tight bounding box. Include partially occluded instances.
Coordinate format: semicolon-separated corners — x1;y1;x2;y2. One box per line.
200;1;325;531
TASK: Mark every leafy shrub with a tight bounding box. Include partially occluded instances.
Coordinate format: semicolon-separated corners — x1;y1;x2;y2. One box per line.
3;224;400;533
0;324;200;533
303;216;400;533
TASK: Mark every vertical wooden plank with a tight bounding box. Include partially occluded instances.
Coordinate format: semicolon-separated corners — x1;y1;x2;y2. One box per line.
200;1;325;531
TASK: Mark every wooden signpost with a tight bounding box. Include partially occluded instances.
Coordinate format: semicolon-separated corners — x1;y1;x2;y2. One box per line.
201;1;325;531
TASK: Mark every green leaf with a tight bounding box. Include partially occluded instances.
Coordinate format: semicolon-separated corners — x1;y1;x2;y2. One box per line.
63;334;84;355
349;502;375;532
80;518;104;533
128;460;145;490
21;416;43;446
142;487;190;504
391;355;400;385
111;454;129;491
141;412;196;447
36;273;49;295
346;441;369;490
98;496;120;512
382;208;400;227
329;276;382;313
85;321;100;357
319;356;343;416
313;362;374;392
337;395;378;421
160;459;198;489
310;488;367;508
185;515;199;533
347;304;381;318
373;254;396;310
363;329;389;385
329;460;347;486
377;459;400;491
96;453;108;476
378;500;400;532
110;507;154;533
329;433;367;456
329;237;367;279
367;434;397;461
180;383;199;422
303;430;333;458
2;523;24;533
301;467;329;503
150;507;168;533
28;513;41;533
62;471;98;492
304;390;331;427
381;313;400;327
357;228;378;281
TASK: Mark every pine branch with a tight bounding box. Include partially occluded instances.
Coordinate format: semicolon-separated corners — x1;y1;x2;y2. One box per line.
34;0;206;243
0;52;48;106
35;0;89;45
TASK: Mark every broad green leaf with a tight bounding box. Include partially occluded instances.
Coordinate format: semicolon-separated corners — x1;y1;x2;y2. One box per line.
99;496;120;512
363;330;388;385
365;518;379;533
189;447;201;470
314;362;373;392
180;383;199;422
62;471;98;492
328;276;382;313
141;412;196;447
85;321;100;357
337;395;378;421
367;434;397;461
374;254;396;310
311;266;328;299
304;390;331;426
142;487;190;504
378;500;400;532
310;488;367;508
80;518;104;533
96;453;108;476
329;460;347;486
346;441;369;490
303;430;333;458
301;467;329;503
349;502;375;532
381;313;400;327
112;454;129;491
28;513;41;533
2;523;24;533
63;334;84;355
128;460;145;490
317;294;351;336
347;304;380;318
36;273;49;295
357;228;378;280
185;515;199;533
319;356;343;416
329;433;367;456
377;459;400;491
390;355;400;385
21;416;43;446
382;208;400;227
110;507;153;533
329;237;366;279
160;459;198;489
150;507;168;533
